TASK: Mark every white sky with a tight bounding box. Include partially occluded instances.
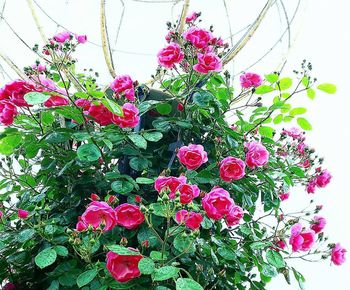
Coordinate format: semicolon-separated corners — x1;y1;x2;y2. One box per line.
1;0;349;289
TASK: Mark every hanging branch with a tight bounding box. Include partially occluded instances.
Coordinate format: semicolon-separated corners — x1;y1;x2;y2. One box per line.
26;0;47;43
100;0;117;78
177;0;190;34
113;0;125;49
0;52;27;79
222;0;275;66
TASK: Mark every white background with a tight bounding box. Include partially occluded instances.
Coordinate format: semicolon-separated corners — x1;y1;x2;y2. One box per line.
0;0;349;289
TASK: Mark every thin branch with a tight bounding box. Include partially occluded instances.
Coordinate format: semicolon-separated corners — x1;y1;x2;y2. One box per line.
177;0;190;34
222;0;275;66
26;0;47;43
100;0;116;78
279;0;291;48
0;52;26;79
113;0;125;49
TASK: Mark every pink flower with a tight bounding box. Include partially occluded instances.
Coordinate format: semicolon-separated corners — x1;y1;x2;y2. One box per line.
157;43;184;69
310;216;326;234
53;31;71;43
202;187;235;220
175;209;189;224
110;75;135;102
182;27;212;49
316;170;332;188
31;64;46;72
44;95;69;108
289;223;315;252
240;72;262;88
0;211;3;218
176;183;200;204
331;243;346;266
297;142;307;154
88;103;114;126
245;141;269;169
193;53;222;74
219;156;246;182
226;205;243;226
0;80;35;107
134;195;142;203
112;103;140;128
81;201;117;232
175;210;203;230
275;240;287;251
165;31;175;43
177;144;208;170
283;127;303;139
106;250;143;282
306;179;317;194
0;101;18;126
76;220;87;232
300;159;311;168
18;209;29;219
115;204;145;230
279;192;290;201
186;11;199;23
75;34;87;44
75;98;91;111
154;175;187;195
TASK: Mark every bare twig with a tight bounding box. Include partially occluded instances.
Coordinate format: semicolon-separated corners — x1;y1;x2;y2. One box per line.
0;52;26;79
113;0;125;49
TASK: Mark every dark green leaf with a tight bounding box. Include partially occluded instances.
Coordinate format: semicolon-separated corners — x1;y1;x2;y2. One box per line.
153;266;179;281
176;278;204;290
138;258;155;275
77;269;98;288
77;144;101;162
35;248;57;269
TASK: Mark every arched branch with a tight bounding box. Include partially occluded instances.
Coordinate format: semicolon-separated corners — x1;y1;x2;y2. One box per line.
177;0;190;34
0;52;26;79
26;0;47;43
100;0;117;78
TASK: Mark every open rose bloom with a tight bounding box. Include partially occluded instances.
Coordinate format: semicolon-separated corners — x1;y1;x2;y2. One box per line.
0;9;346;290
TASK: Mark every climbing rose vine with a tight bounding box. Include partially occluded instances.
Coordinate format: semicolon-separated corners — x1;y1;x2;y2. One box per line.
0;12;345;290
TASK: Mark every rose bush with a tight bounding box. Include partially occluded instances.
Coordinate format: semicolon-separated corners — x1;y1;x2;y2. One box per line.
0;13;346;290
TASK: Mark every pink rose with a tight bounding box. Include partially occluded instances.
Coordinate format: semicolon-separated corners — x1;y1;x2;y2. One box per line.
44;95;69;108
106;250;143;282
279;192;290;201
81;201;117;232
245;141;269;169
175;209;189;224
18;209;29;219
112;103;140;128
316;170;332;188
157;43;184;69
76;220;87;232
283;127;303;139
75;34;87;44
193;53;222;74
297;142;307;154
219;156;246;182
275;239;287;251
176;183;200;204
175;210;203;230
154;175;187;196
185;11;199;23
177;144;208;170
53;31;71;43
182;27;212;49
202;187;235;220
88;103;114;126
110;75;135;101
226;205;243;226
165;31;175;43
306;179;317;194
240;72;262;88
31;63;46;72
289;223;315;252
115;204;145;230
0;211;3;218
310;216;326;234
331;243;346;266
0;80;36;107
0;101;18;126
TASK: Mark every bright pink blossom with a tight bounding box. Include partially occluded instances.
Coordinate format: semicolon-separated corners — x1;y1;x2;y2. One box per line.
177;144;208;170
219;156;246;182
306;179;317;194
182;27;212;49
88;103;114;126
110;75;135;102
202;187;235;220
157;43;184;69
193;53;222;74
176;183;200;204
75;34;87;44
0;80;35;107
44;95;69;108
245;141;269;169
226;205;243;226
289;223;315;252
279;192;290;201
0;101;18;126
316;170;332;188
0;211;3;218
240;72;262;88
76;220;87;232
298;142;307;154
112;103;140;128
115;204;145;230
18;209;29;219
331;243;347;266
81;201;117;232
275;240;287;251
31;64;46;72
310;216;326;234
106;250;143;282
283;127;303;139
53;31;71;43
185;11;199;23
175;209;189;224
154;175;187;196
175;210;203;230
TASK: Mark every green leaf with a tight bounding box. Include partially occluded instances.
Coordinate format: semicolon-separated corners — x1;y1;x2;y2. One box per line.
176;278;204;290
255;85;275;94
292;268;306;290
35;248;57;269
143;132;163;142
24;92;51;105
273;114;283;124
290;107;307;116
136;177;154;184
217;247;236;260
138;257;155;275
107;245;140;256
266;249;285;268
259;126;274;138
55;106;85;124
17;229;35;243
317;83;336;94
77;269;98;288
156;103;172;115
277;78;293;90
301;76;310;87
129;157;149;171
101;98;123;116
307;88;316;100
265;73;279;84
111;180;134;195
193;91;214;107
128;134;147;150
261;263;278;278
77;144;101;162
47;280;60;290
153;266;179;281
173;235;195;253
54;245;69;257
41;111;55;126
297;117;312;131
290;166;305;177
